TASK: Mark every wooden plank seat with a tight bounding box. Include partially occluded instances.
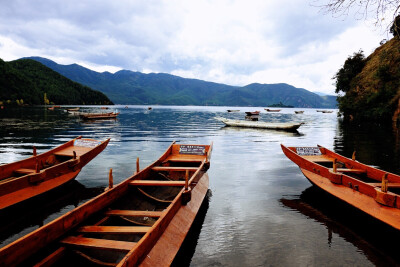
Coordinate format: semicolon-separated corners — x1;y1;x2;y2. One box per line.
129;180;186;186
61;236;136;252
105;210;164;217
152;166;198;172
77;226;151;234
163;155;204;163
14;168;36;174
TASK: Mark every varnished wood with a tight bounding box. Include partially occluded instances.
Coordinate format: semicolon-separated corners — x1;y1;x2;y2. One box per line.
281;144;400;231
105;210;164;217
77;226;151;234
129;180;186;186
61;236;136;252
152;166;198;171
0;141;212;266
0;137;110;210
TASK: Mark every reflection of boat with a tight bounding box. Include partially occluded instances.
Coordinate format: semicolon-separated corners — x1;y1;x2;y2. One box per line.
294;111;304;114
280;189;399;266
227;110;240;112
0;142;212;266
215;117;304;131
0;137;109;210
80;112;120;120
281;144;400;230
265;108;281;112
245;111;260;116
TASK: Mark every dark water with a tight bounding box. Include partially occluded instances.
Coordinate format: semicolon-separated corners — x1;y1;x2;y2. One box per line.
1;106;400;266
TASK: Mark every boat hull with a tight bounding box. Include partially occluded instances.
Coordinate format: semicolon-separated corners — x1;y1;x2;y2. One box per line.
281;144;400;230
0;142;212;266
0;137;109;210
215;117;303;131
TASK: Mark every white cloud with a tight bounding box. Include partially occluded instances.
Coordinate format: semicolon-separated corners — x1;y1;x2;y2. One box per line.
0;0;389;94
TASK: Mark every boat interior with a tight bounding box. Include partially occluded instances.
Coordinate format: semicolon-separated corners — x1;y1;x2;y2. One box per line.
21;149;208;266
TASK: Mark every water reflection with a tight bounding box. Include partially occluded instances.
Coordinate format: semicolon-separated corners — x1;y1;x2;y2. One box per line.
2;106;400;266
334;119;400;174
280;186;400;266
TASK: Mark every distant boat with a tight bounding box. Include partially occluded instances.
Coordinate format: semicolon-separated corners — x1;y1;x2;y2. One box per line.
294;111;304;114
148;107;152;110
265;109;281;112
215;117;303;131
245;111;260;116
80;112;119;120
66;107;80;111
227;110;240;112
100;107;109;109
0;137;109;210
321;110;333;113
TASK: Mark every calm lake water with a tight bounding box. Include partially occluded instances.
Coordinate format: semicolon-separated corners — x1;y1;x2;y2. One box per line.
1;105;400;266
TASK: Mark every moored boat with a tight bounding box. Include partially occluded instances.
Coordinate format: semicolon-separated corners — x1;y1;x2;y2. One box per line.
215;117;304;131
321;110;333;113
0;137;109;210
294;111;304;114
265;108;281;112
281;144;400;230
80;112;120;120
0;142;212;266
227;109;240;112
66;107;80;111
245;111;260;116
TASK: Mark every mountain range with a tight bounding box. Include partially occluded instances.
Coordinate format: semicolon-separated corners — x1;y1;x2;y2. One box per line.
26;57;337;108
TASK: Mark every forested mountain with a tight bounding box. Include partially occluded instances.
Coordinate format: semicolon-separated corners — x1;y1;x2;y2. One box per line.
27;57;337;108
0;58;113;106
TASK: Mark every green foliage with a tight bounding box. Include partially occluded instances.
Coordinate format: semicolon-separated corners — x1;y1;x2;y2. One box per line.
0;58;113;105
333;50;366;94
390;14;400;38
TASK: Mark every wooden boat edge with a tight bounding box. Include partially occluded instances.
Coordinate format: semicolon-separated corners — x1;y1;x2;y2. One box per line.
281;144;400;230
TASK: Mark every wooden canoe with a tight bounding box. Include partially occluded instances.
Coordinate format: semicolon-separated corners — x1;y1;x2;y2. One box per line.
215;117;304;131
80;112;120;120
0;142;212;266
0;137;109;210
281;144;400;230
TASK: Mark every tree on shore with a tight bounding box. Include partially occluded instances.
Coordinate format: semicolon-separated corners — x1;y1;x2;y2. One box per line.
315;0;400;29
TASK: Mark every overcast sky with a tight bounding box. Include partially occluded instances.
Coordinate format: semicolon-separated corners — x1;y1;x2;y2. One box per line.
0;0;391;94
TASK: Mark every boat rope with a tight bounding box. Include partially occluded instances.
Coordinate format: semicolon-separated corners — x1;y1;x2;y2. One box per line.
73;250;117;267
120;216;154;226
137;188;173;203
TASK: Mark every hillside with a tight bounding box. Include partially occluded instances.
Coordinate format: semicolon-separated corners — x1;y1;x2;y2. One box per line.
335;38;400;122
0;58;113;106
27;57;337;108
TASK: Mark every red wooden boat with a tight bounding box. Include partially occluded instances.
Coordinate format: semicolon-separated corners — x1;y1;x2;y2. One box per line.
0;142;212;266
0;137;109;210
281;144;400;230
245;111;260;116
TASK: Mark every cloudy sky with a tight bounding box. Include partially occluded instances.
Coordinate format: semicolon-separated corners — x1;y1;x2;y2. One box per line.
0;0;391;94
